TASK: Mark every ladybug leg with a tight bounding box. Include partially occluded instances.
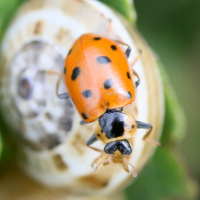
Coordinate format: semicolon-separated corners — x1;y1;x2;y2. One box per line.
57;93;69;99
94;156;111;173
42;70;60;75
80;120;87;125
130;50;142;67
88;145;105;168
130;51;142;87
122;161;130;172
132;69;140;88
91;153;105;167
99;13;112;37
42;70;69;99
114;40;131;58
87;145;103;153
106;18;112;37
86;134;98;146
136;121;162;146
86;133;103;152
125;47;131;58
55;73;69;99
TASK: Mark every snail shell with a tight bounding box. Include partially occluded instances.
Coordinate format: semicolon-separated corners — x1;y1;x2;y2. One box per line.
0;0;164;195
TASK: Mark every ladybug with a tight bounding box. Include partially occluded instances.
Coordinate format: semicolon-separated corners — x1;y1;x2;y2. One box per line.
57;33;160;176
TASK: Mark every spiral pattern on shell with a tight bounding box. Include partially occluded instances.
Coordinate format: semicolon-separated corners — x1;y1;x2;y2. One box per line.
0;0;164;195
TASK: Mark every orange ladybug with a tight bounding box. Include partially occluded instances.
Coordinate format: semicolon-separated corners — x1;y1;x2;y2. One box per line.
56;32;161;177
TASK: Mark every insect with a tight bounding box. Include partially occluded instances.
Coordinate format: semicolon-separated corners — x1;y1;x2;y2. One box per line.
57;30;161;177
0;0;164;191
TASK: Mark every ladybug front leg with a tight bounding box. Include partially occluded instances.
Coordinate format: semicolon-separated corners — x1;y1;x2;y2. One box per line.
86;143;104;169
86;133;105;169
94;156;111;173
136;121;162;146
86;133;103;152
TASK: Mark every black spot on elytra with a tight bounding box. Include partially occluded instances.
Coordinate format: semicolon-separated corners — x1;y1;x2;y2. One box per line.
82;113;88;119
127;72;131;79
97;56;111;64
64;67;66;74
132;125;135;129
97;134;101;137
100;104;104;108
127;91;132;99
104;79;113;89
94;37;101;40
71;67;80;80
111;45;117;50
82;90;92;98
68;49;72;55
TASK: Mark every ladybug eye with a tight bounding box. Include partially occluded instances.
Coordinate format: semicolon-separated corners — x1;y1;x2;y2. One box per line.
18;76;34;100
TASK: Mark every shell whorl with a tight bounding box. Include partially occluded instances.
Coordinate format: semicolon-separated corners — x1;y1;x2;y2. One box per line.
0;0;164;195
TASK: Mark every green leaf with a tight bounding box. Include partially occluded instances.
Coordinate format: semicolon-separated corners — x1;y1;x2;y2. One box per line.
0;0;26;41
157;60;187;145
126;147;197;200
98;0;136;24
0;0;26;164
0;131;2;159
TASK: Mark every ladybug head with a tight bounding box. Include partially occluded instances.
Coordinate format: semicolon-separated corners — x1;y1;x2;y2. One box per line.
87;109;138;177
104;139;132;155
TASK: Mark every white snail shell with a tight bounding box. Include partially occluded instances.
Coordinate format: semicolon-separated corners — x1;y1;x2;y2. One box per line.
0;0;164;195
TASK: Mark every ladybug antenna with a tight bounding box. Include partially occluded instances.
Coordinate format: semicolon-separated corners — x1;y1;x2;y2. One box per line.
94;157;111;173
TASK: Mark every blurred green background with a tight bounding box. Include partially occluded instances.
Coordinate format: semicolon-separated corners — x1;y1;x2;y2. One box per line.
135;0;200;182
0;0;199;199
132;0;200;199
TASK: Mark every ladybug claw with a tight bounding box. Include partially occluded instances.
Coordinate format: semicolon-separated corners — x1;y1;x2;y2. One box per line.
58;93;69;99
80;120;87;125
135;80;140;88
133;172;137;178
125;46;131;58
